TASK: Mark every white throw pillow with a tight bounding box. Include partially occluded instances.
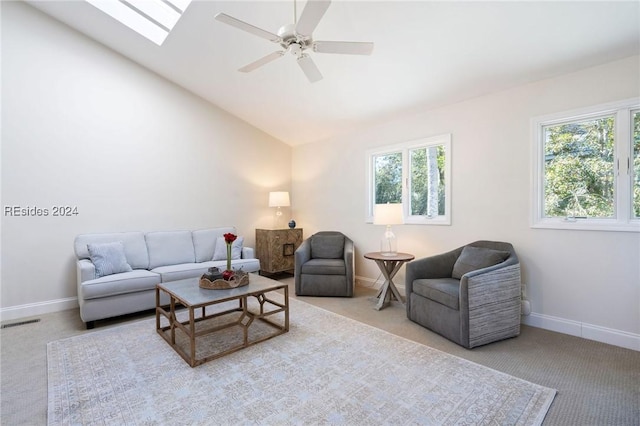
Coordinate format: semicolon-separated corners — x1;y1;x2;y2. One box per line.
212;236;244;261
87;241;133;278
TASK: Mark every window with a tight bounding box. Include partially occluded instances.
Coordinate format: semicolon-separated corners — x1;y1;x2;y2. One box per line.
366;134;451;225
86;0;192;46
633;110;640;218
532;98;640;231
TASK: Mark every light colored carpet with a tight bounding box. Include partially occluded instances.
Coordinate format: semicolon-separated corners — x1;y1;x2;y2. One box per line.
47;295;555;425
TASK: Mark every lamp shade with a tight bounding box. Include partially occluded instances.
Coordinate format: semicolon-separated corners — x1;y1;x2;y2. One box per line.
373;203;403;225
268;191;290;207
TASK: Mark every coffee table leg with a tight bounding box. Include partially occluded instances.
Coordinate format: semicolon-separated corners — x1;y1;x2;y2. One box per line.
241;296;249;346
189;307;196;367
170;296;177;344
284;285;290;331
155;286;160;331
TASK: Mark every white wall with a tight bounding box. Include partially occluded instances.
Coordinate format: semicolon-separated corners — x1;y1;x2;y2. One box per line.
0;2;291;317
292;55;640;350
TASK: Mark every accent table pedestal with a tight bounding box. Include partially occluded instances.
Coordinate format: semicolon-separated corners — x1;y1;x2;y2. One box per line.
364;252;415;311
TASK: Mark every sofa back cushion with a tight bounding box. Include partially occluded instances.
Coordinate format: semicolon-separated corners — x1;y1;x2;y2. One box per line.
192;227;235;262
146;231;195;269
310;233;345;259
212;236;244;261
74;232;149;270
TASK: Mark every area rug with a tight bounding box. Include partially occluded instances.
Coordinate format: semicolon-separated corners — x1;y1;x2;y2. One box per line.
47;296;556;425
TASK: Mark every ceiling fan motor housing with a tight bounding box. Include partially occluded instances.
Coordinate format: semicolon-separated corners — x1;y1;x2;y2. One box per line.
277;23;312;56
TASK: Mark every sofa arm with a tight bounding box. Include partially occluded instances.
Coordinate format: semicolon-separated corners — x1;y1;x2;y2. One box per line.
242;246;255;259
77;259;96;284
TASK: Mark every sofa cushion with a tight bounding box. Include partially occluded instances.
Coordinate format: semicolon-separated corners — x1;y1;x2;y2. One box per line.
75;232;149;270
81;270;160;300
451;246;509;279
87;241;133;278
212;236;244;261
152;263;210;282
310;234;344;259
413;278;460;310
301;258;346;275
146;231;195;269
192;227;235;262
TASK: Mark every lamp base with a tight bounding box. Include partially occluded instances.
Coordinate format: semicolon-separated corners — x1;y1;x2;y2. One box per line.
380;226;397;256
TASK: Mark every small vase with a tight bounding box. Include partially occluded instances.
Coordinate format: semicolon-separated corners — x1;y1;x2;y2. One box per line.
222;270;234;281
288;220;296;229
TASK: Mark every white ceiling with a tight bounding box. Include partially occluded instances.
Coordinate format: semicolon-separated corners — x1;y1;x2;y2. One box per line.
25;1;640;146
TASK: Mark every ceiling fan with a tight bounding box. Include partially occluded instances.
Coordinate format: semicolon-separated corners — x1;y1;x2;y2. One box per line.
214;0;374;83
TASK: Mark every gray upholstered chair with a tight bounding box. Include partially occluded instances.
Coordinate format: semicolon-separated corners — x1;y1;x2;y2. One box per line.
294;231;354;297
406;241;521;348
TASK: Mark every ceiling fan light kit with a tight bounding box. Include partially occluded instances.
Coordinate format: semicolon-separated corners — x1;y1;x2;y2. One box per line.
215;0;373;83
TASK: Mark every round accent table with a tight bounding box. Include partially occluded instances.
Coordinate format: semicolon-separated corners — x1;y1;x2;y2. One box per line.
364;252;415;311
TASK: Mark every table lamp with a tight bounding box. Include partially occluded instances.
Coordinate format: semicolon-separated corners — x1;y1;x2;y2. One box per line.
374;203;403;256
269;191;290;228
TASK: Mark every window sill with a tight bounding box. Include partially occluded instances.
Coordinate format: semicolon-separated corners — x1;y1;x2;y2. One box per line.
532;219;640;232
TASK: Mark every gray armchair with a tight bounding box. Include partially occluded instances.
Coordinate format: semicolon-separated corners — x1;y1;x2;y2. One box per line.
406;241;521;348
294;231;354;297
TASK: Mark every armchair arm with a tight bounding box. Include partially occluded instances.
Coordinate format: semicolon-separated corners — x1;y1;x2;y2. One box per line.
294;239;312;293
406;248;461;286
459;262;522;348
343;237;355;296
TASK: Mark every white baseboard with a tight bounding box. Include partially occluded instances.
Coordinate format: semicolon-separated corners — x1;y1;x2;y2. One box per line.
0;297;78;322
2;290;638;351
521;312;640;351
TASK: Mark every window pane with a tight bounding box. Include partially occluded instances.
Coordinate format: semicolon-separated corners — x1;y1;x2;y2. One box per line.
409;145;446;216
543;116;615;218
374;152;402;204
634;111;640;218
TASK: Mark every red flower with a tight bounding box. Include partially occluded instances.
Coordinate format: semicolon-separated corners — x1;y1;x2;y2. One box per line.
224;233;237;244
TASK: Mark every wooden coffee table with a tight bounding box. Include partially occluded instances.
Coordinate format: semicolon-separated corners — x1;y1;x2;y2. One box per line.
155;274;289;367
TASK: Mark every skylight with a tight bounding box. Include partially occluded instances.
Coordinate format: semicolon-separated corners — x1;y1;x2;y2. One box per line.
86;0;192;46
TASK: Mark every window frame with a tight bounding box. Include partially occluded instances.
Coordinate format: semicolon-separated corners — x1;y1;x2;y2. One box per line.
366;134;452;225
531;98;640;232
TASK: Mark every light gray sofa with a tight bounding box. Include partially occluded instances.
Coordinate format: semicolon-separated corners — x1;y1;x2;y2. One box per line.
74;227;259;329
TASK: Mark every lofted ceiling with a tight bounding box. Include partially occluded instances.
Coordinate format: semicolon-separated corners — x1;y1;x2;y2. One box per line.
24;0;640;146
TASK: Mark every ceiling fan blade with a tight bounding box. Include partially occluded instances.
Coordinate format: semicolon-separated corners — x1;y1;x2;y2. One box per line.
314;41;374;55
239;51;285;73
297;54;323;83
295;0;331;37
215;13;281;43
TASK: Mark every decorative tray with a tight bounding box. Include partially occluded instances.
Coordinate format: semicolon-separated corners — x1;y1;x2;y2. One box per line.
199;271;249;289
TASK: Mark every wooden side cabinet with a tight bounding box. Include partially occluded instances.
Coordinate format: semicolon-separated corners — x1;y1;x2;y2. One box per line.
255;228;303;274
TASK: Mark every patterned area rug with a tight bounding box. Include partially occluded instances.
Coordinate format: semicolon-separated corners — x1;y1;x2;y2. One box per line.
48;296;555;425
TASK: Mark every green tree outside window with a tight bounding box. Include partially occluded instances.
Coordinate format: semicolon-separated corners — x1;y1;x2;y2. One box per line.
543;116;615;218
